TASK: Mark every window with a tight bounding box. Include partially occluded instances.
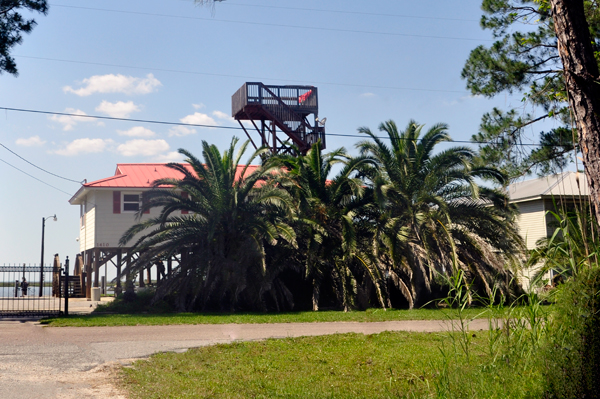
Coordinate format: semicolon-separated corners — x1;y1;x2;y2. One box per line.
123;193;140;212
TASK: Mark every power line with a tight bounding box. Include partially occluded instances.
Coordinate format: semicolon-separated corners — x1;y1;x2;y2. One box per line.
0;157;73;196
221;2;479;23
328;133;561;147
0;106;242;130
15;55;468;94
0;142;83;183
0;106;565;148
51;4;491;42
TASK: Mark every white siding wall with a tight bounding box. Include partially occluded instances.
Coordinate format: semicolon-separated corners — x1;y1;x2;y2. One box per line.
516;199;549;291
94;189;158;248
516;199;547;250
79;192;96;251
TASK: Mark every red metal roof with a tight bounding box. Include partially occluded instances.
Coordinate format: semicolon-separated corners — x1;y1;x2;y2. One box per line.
83;163;261;188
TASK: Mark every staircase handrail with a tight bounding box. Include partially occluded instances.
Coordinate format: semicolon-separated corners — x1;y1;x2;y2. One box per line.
259;84;315;134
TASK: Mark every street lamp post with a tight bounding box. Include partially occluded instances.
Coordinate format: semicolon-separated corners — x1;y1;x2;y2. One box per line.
40;214;57;297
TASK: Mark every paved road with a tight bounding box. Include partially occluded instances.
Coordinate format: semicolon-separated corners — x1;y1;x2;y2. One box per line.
0;318;490;399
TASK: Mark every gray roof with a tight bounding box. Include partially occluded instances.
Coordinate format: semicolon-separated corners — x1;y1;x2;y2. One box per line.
508;172;589;202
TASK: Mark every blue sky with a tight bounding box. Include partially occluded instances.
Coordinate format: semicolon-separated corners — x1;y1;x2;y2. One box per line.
0;0;539;264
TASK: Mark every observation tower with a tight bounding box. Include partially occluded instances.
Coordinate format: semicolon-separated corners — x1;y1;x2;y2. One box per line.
232;82;326;155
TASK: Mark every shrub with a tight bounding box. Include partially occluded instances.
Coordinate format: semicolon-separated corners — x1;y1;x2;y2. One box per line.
94;289;175;314
542;265;600;398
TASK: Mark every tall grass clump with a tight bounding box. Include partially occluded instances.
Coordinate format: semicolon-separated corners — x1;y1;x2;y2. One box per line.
541;258;600;398
431;269;546;398
526;204;600;397
429;204;600;398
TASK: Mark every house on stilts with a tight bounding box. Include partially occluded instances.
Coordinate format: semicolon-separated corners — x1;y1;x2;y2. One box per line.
69;163;260;299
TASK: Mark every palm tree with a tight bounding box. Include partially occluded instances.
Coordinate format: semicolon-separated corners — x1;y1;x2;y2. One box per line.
120;138;296;311
357;120;524;308
271;143;386;311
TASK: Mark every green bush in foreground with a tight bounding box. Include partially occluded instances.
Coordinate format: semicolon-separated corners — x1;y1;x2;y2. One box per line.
94;289;174;314
542;265;600;398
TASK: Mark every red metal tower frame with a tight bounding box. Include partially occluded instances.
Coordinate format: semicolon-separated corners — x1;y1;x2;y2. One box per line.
232;82;326;155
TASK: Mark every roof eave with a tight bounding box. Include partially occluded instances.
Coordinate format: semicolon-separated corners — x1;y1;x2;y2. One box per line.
509;195;543;204
69;185;88;205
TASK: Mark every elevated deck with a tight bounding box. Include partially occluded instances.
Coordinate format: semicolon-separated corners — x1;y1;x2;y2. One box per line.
232;83;318;119
232;82;325;155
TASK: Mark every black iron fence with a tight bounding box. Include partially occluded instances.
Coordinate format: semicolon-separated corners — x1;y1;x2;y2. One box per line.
0;263;64;317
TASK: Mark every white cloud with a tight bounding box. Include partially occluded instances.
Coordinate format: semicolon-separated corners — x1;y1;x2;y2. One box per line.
167;112;217;137
180;112;217;126
153;151;185;162
116;139;170;157
442;94;484;107
49;108;94;131
212;110;232;120
15;136;46;147
63;73;162;96
168;125;196;137
54;138;114;156
95;100;140;118
360;92;376;98
117;126;156;138
192;103;205;110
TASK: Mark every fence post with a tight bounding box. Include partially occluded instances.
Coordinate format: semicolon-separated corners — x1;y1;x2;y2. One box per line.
64;256;69;316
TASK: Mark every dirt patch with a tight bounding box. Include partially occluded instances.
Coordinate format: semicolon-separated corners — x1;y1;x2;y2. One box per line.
0;361;127;399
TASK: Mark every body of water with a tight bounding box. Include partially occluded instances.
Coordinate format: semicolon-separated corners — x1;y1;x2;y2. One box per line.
0;286;53;298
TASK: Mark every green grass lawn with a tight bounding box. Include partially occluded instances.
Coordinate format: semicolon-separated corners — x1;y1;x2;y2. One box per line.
41;307;493;327
119;330;544;398
120;331;443;399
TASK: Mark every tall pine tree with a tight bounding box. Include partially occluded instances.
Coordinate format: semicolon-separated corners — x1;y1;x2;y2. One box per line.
463;0;600;179
0;1;48;76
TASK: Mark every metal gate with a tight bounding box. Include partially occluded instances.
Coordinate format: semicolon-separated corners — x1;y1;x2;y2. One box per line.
0;264;63;317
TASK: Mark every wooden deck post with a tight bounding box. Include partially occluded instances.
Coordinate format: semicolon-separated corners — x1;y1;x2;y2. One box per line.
93;248;100;288
125;251;134;294
85;250;92;300
139;268;145;288
75;253;84;298
74;254;83;276
115;249;122;296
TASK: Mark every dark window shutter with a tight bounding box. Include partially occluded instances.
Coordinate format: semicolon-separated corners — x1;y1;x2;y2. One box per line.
113;191;121;214
142;193;150;214
181;192;189;214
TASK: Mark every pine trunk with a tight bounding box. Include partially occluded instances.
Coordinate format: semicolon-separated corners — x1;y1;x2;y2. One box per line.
550;0;600;225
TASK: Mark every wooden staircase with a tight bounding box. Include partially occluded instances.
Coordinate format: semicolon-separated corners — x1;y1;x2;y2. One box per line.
60;274;86;298
232;82;325;155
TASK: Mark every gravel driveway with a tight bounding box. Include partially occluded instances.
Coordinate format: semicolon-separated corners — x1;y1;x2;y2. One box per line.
0;314;490;399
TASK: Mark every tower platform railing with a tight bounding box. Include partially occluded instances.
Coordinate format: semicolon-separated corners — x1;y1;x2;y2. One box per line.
232;82;318;119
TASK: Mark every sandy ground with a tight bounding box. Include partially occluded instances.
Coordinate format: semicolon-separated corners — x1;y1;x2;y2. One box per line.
0;303;491;399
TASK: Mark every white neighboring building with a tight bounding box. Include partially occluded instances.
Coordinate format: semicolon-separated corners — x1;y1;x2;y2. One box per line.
69;163;194;252
69;163;195;297
69;162;258;298
508;172;589;288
